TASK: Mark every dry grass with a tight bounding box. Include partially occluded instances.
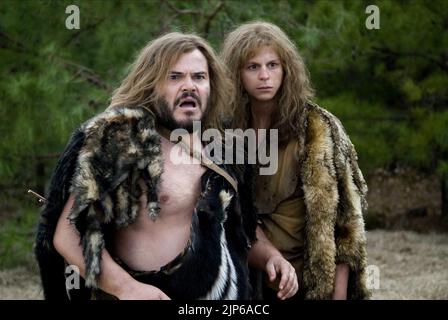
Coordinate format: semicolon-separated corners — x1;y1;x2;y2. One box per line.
0;266;43;299
0;230;447;300
367;230;448;299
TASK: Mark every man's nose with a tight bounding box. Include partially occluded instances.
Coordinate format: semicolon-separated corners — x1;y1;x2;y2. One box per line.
181;76;196;92
258;66;269;80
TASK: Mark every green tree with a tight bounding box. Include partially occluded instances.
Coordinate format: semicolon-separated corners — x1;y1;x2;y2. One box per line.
1;0;447;216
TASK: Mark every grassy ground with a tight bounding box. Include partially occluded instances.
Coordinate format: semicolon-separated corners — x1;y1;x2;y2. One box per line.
0;266;41;299
367;230;448;299
1;229;447;299
0;204;38;269
0;202;43;299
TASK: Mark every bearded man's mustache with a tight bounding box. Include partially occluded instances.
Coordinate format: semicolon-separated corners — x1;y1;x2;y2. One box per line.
152;96;209;133
174;91;202;108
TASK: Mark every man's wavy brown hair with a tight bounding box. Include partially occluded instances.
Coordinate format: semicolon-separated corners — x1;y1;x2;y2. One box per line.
108;32;234;132
221;21;314;143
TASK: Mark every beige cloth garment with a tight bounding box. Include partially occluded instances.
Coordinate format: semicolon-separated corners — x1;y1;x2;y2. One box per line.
255;139;306;288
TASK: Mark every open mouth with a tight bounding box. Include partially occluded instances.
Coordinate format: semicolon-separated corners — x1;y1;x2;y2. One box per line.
178;99;197;109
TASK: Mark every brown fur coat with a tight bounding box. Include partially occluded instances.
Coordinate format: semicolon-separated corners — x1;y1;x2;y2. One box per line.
294;103;370;299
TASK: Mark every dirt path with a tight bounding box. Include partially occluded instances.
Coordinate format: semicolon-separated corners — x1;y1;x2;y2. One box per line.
1;230;447;300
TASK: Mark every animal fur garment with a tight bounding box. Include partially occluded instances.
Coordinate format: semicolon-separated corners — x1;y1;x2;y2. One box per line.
294;103;370;299
34;105;257;300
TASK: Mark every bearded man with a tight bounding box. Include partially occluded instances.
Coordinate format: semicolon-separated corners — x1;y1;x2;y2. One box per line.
35;32;297;300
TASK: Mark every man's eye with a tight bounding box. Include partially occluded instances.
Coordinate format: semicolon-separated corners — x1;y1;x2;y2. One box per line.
195;74;206;80
268;62;279;68
247;64;257;70
169;74;179;80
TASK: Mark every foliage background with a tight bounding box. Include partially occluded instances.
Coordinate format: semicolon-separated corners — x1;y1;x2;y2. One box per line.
0;0;447;269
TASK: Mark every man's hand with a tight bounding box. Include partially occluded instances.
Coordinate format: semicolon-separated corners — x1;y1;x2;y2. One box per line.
117;281;171;300
248;226;299;300
265;255;298;300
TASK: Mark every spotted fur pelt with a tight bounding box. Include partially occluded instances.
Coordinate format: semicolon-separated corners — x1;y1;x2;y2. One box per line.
34;105;257;300
294;103;370;299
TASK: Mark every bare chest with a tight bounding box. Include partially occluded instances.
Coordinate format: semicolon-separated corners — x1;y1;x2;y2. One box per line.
112;138;206;270
158;138;205;209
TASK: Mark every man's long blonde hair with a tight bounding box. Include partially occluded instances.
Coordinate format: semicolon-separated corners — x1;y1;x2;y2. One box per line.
108;32;234;132
220;21;314;143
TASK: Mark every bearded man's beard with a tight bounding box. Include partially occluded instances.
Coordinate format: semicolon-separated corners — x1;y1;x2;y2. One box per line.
154;94;209;133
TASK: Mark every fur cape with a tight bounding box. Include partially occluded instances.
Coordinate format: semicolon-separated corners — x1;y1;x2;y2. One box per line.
292;103;370;299
34;106;257;300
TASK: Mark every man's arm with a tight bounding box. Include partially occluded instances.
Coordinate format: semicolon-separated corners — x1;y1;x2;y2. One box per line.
53;194;170;300
332;263;349;300
248;226;298;300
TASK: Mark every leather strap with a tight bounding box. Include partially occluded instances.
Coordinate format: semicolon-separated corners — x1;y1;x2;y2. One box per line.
157;125;238;193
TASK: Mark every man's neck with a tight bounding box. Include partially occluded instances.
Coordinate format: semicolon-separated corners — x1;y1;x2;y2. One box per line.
250;99;276;130
179;129;203;153
157;124;203;154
